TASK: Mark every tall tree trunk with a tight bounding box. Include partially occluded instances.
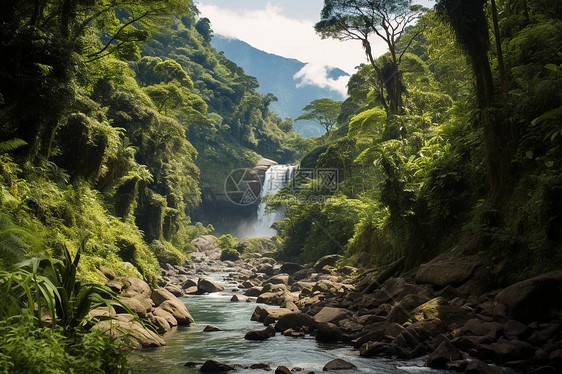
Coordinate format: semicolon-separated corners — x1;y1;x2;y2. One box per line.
438;0;509;199
363;39;390;114
471;47;508;198
490;0;507;94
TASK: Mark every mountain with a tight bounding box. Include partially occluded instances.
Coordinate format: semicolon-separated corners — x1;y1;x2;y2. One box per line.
211;35;348;137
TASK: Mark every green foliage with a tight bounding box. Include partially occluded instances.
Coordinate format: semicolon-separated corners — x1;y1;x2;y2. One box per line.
139;16;300;193
220;247;240;261
0;139;27;155
348;108;387;138
296;98;342;135
0;240;132;372
0;317;129;374
216;234;240;261
276;197;368;262
216;234;239;250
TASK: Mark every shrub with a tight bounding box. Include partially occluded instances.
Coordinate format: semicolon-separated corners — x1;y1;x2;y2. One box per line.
220;247;240;261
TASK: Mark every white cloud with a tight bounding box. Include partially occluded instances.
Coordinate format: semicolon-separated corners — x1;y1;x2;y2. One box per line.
198;3;388;89
294;63;348;97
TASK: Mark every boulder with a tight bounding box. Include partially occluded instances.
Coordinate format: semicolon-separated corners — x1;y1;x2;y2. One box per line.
257;291;295;306
191;236;221;258
181;278;197;289
245;325;276;340
360;341;391;357
157;299;194;325
290;268;314;282
251;306;292;324
183;286;198;294
465;360;503;374
200;360;234;372
280;300;299;312
88;306;116;319
311;280;343;295
454;318;503;339
488;338;535;363
387;294;430;324
290;281;315;292
94;318;165;348
406;319;447;341
352;322;404;348
117;277;151;299
150;288;177;307
114;297;152;318
249;363;271;370
323;358;357;371
244;287;263;297
279;262;303;275
203;325;224;332
198;277;224;293
257;263;274;276
165;284;184;297
425;340;463;368
410;297;467;326
275;312;317;332
105;280;122;293
264;273;290;286
153;307;178;326
241;280;254;288
98;266;116;280
316;322;344;343
230;294;249;302
274;366;291;374
503;319;530;340
149;314;171;334
494;270;562;323
415;253;482;287
314;307;351;324
314;254;343;273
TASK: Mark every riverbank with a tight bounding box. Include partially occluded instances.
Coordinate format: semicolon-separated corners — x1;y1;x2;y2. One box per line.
108;236;561;373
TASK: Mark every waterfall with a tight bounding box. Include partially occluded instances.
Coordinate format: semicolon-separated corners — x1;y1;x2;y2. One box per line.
252;164;297;237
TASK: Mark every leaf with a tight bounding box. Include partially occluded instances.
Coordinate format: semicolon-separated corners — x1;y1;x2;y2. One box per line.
526;151;534;159
532;106;562;126
0;138;27;154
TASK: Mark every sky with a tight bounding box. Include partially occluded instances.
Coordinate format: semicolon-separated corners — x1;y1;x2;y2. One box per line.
195;0;433;96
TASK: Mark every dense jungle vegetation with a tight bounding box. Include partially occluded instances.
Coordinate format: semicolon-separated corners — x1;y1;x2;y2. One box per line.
272;0;562;284
0;0;561;371
0;0;300;371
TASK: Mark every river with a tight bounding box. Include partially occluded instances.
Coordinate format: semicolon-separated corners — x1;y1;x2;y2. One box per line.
128;272;446;374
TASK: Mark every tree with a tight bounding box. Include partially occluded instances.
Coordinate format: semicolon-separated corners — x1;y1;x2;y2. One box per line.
437;0;508;196
315;0;425;114
296;99;342;135
195;17;213;43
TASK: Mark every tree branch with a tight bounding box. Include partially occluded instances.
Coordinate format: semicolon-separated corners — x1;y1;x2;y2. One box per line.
86;10;151;58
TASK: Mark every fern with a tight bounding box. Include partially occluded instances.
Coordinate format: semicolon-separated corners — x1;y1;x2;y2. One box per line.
0;139;27;154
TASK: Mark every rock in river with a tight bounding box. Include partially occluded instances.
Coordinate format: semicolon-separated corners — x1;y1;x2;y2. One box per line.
198;277;225;293
323;358;357;371
200;360;234;372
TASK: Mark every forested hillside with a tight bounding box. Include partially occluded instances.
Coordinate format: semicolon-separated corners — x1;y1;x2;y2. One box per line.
212;35;348;137
0;1;299;371
0;0;561;372
271;0;562;285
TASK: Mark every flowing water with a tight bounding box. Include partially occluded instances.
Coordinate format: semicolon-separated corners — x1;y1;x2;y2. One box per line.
251;164;297;237
128;273;445;374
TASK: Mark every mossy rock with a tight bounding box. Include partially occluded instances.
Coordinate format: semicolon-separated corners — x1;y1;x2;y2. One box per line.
410;297;466;326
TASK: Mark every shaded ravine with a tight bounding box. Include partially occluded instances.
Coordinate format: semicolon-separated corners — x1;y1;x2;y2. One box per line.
128;272;446;373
